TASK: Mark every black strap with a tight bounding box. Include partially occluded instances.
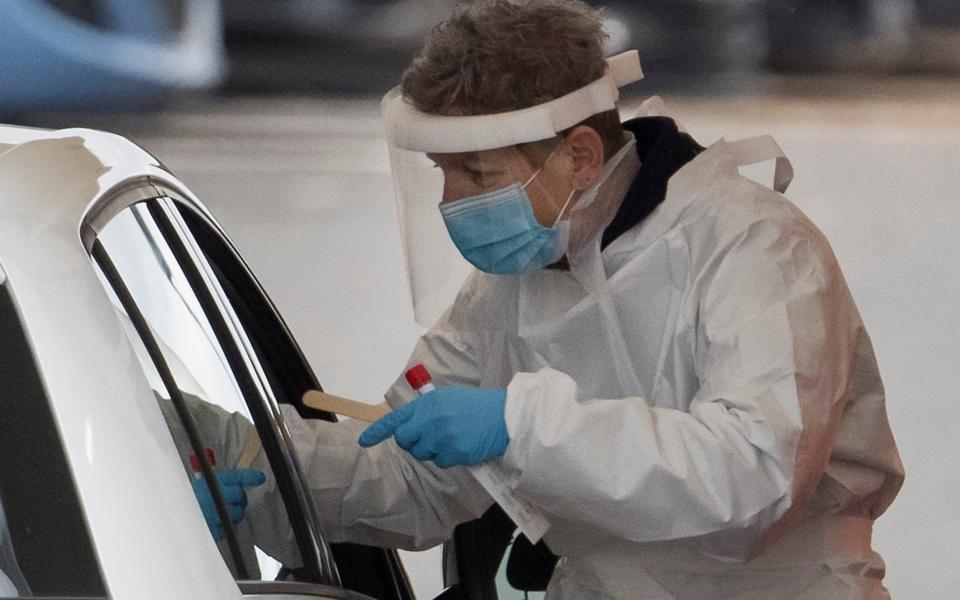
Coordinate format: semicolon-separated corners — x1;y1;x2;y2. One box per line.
450;504;516;599
506;533;559;592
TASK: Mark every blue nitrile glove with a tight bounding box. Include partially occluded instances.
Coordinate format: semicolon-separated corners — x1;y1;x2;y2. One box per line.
358;387;509;468
191;469;266;541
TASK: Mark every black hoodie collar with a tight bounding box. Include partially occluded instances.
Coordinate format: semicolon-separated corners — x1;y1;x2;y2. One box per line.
600;117;704;250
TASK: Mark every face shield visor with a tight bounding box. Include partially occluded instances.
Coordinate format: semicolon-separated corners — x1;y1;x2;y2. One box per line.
383;51;644;326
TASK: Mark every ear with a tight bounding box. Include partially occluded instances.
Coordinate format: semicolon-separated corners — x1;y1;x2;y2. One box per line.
564;125;605;190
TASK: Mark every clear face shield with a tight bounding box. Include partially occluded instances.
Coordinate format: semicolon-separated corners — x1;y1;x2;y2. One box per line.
383;51;644;326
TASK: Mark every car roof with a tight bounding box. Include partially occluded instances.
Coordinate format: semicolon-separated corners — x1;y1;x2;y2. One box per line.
0;122;161;174
0;123;49;151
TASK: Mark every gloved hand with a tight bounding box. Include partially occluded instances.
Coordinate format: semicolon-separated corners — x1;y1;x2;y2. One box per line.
359;387;509;468
191;469;266;541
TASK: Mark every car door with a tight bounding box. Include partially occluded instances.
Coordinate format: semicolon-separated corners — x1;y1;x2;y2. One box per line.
0;268;110;599
86;179;414;600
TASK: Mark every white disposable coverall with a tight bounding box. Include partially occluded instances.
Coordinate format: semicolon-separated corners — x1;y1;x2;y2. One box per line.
280;137;903;599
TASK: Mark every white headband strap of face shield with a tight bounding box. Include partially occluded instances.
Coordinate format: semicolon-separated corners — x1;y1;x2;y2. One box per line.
382;50;644;153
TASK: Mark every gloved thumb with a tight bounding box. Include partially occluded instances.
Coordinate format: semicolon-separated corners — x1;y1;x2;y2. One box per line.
218;468;266;488
359;400;417;447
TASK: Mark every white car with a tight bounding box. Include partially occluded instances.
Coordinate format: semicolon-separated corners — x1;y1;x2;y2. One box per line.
0;124;418;600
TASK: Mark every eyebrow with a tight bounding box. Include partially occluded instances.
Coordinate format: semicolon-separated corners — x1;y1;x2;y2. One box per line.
426;152;480;167
460;157;504;172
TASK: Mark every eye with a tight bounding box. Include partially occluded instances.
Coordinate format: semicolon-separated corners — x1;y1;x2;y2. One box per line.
466;168;500;186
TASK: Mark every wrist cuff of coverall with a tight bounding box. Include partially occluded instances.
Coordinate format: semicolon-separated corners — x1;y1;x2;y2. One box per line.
500;368;579;496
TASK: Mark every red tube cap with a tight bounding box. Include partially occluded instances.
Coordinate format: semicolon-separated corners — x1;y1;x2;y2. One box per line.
189;448;217;473
404;363;432;391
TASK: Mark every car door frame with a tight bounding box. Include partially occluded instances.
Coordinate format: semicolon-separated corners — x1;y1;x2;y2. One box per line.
84;176;413;600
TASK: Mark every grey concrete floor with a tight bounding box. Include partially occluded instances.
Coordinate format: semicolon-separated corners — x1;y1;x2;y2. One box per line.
34;76;960;598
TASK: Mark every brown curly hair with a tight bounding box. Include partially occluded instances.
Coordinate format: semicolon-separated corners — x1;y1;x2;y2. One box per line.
401;0;626;163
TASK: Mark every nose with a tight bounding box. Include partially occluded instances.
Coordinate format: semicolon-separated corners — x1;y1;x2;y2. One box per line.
440;186;453;205
440;179;461;205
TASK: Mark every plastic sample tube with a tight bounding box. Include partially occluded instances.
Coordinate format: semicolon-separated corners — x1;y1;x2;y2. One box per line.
404;364;550;542
404;363;435;394
189;448;217;480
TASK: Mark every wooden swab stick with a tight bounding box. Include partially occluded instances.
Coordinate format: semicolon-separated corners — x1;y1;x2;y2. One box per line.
302;390;391;423
236;392;389;468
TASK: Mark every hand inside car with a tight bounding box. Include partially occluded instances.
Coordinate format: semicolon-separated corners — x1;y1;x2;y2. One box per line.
191;469;266;540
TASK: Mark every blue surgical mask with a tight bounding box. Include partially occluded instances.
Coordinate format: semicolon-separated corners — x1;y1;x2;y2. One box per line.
439;160;574;275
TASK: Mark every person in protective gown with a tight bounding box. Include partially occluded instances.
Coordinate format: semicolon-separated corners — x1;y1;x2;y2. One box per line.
195;1;906;598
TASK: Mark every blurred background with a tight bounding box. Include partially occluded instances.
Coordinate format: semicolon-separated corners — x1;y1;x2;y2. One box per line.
1;0;960;114
2;1;959;599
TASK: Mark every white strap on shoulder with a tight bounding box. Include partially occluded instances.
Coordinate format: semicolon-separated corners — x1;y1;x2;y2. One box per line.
635;95;666;118
726;135;794;194
627;95;691;135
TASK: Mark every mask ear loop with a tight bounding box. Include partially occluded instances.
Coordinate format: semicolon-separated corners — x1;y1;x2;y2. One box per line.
521;140;564;189
521;141;576;228
551;189;577;228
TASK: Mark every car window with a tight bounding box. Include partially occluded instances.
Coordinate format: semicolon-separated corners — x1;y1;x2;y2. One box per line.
89;189;413;600
0;272;108;599
93;201;303;582
171;195;415;600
